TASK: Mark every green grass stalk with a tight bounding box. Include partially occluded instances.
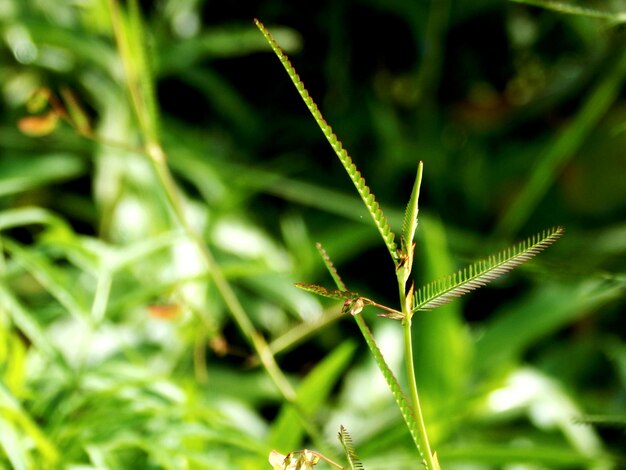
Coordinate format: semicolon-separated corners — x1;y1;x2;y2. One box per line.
106;3;342;456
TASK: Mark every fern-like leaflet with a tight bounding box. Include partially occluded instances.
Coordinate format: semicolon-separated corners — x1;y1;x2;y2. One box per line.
412;226;564;312
338;425;365;470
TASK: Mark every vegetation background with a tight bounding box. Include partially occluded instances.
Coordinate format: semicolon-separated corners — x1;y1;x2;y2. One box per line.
0;0;625;468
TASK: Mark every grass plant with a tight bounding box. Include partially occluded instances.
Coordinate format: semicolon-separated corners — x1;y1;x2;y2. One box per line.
256;20;564;469
0;1;624;469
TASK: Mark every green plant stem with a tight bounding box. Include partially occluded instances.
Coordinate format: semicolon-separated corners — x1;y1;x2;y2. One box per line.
317;242;427;462
107;4;340;454
352;314;426;462
402;318;437;470
399;262;437;468
148;143;297;402
108;0;297;403
149;152;338;455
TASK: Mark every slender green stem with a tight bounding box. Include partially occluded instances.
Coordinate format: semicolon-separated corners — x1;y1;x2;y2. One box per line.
148;142;298;403
402;318;437;469
152;156;339;454
108;0;298;404
399;257;438;468
353;314;424;458
398;200;438;469
107;5;342;455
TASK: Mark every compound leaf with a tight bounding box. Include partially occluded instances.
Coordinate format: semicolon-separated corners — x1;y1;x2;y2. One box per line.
413;226;564;312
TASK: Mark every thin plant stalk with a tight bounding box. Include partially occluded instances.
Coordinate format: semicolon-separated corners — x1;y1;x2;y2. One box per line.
108;0;295;401
354;314;427;459
315;243;429;463
403;318;437;469
397;161;438;468
106;2;341;455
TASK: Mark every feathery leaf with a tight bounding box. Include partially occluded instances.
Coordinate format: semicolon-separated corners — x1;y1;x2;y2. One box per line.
413;226;564;312
338;425;365;470
255;19;399;263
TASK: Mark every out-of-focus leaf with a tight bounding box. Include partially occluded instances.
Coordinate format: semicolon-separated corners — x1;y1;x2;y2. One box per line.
0;207;70;232
0;383;60;466
0;154;85;196
158;26;302;73
17;112;59;136
27;22;118;74
475;279;624;372
0;415;28;470
25;87;51;113
606;339;626;390
180;68;261;138
480;368;607;460
267;340;357;453
0;283;62;361
60;87;91;134
1;328;27;398
4;239;92;324
496;48;626;237
509;0;626;23
437;443;598;466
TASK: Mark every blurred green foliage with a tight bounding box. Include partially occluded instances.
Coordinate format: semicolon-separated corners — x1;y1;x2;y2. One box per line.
0;0;625;468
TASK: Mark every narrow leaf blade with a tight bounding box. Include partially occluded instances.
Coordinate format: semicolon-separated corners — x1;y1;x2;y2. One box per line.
509;0;626;22
294;282;360;300
400;161;423;256
268;341;357;451
413;226;564;312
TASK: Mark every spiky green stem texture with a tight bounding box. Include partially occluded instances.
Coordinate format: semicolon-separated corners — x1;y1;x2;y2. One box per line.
315;243;429;463
255;19;399;263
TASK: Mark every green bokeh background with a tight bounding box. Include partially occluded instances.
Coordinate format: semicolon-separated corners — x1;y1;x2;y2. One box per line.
0;1;625;468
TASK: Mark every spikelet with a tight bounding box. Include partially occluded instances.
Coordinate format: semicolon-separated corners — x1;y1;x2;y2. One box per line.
338;425;365;470
255;20;398;262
